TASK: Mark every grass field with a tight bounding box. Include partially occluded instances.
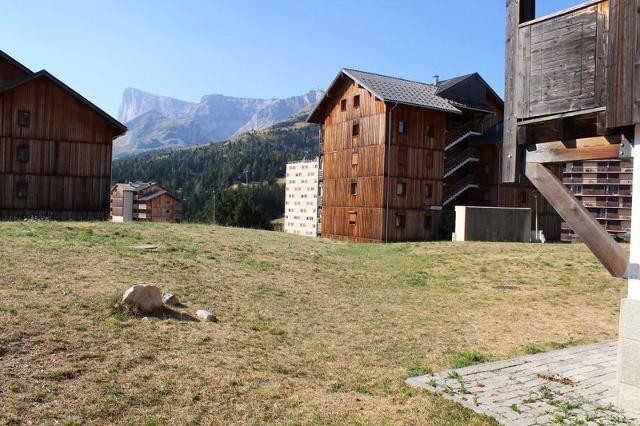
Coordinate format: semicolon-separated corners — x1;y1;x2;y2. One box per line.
0;221;627;425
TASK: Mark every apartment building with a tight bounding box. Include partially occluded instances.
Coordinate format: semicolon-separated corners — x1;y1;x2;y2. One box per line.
284;159;320;237
110;181;182;223
562;160;633;242
307;68;559;242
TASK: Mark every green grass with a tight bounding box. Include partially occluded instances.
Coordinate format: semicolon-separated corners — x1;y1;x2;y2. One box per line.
0;221;627;425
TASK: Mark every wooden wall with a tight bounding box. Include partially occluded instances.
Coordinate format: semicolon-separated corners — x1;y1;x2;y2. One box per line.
516;1;608;119
149;193;181;223
0;76;119;220
0;55;29;86
384;104;446;241
606;0;640;127
321;78;387;242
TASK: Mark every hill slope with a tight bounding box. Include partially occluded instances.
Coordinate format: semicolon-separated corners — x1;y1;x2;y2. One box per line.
0;221;623;424
111;112;319;221
114;88;323;158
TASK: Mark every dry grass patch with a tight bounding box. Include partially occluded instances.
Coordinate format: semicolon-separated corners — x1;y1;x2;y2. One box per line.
0;221;626;425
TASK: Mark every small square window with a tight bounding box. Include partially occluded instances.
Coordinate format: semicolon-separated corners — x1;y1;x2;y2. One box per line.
17;144;29;163
396;182;406;196
395;214;406;228
425;183;433;198
353;95;360;108
352;122;360;137
350;181;358;196
18;110;30;127
349;211;357;226
340;99;347;112
399;121;405;134
16;182;28;198
351;151;359;166
424;214;432;229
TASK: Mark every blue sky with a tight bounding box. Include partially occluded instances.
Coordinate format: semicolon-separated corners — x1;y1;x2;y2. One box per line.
1;0;579;118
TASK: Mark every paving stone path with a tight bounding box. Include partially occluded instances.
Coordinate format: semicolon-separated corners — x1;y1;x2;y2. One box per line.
407;341;639;425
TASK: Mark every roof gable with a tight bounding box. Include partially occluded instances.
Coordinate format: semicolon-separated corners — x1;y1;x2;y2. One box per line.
0;50;33;77
0;70;126;136
436;72;504;113
308;68;462;123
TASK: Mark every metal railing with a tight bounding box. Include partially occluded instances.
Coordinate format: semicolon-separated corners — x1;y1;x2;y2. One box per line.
442;175;478;206
444;148;479;177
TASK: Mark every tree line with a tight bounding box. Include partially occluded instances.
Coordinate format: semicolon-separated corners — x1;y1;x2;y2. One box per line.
112;117;319;228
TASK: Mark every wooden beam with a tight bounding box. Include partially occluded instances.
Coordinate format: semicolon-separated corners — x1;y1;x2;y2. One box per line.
503;0;522;182
525;162;628;277
517;107;606;126
526;135;623;163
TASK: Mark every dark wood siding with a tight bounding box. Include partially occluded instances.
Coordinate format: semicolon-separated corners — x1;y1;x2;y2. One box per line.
385;104;446;241
0;56;29;86
0;76;119;220
321;79;387;242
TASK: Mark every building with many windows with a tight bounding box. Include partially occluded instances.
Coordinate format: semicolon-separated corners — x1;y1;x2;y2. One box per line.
562;160;633;242
284;159;320;237
110;181;182;223
307;68;559;242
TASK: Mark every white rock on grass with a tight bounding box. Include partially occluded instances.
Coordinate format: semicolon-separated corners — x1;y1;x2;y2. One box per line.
162;292;180;306
121;285;163;314
196;309;217;322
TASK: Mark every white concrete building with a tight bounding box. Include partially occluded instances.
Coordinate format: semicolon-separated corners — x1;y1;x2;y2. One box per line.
284;159;320;237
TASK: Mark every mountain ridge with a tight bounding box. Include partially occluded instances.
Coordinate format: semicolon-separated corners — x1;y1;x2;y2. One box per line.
114;88;323;158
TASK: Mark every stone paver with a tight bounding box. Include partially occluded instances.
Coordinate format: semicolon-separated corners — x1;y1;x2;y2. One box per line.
407;342;639;425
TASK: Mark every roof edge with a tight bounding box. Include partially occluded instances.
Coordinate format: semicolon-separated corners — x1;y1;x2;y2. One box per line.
0;50;33;76
0;69;127;136
308;68;463;122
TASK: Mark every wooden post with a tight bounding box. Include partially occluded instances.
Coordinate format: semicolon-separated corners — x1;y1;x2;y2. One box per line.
525;161;628;277
504;0;536;183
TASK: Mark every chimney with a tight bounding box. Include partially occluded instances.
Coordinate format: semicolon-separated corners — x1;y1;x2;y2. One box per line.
433;75;440;85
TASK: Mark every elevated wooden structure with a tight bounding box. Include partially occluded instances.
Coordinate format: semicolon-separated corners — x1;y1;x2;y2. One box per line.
504;0;639;277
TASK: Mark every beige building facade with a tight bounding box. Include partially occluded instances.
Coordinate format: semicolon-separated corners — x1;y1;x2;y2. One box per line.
284;159;320;237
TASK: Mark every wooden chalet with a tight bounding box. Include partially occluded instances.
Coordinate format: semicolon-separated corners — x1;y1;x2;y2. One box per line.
0;50;127;220
308;68;559;242
110;182;182;223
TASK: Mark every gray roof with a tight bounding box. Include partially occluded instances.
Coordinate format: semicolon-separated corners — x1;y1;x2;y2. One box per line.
435;73;476;95
342;69;461;114
138;190;168;201
115;181;155;191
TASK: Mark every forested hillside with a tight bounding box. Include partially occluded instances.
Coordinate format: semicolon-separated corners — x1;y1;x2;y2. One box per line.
111;113;319;223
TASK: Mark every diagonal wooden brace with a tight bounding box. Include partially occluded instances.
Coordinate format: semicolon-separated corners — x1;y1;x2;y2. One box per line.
525;161;628;277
